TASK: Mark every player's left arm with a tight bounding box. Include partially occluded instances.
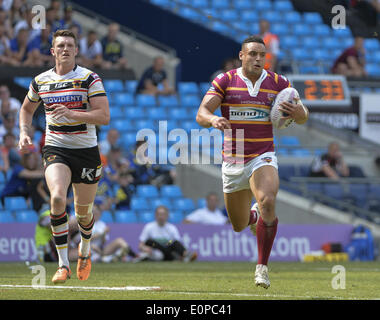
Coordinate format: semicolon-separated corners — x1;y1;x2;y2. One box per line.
276;75;309;125
50;95;110;125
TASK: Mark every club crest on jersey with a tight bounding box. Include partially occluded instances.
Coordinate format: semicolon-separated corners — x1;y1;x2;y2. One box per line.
72;80;82;88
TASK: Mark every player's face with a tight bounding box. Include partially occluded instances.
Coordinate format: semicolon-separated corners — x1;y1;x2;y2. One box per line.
239;42;266;77
51;36;78;64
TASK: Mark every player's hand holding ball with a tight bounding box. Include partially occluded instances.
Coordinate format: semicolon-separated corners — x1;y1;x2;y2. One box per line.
210;116;231;131
278;97;308;124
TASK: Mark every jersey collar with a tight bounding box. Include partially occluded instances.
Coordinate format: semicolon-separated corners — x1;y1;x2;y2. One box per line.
237;67;267;97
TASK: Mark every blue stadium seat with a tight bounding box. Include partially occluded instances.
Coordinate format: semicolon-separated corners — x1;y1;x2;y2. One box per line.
150;0;170;7
306;182;323;195
160;185;183;198
178;7;203;22
150;198;172;210
298;64;320;74
260;11;282;23
292;48;311;61
303;12;322;24
100;210;114;223
199;82;211;95
211;21;230;35
4;197;28;210
348;165;365;178
137;185;159;198
169;107;189;120
313;48;330;61
180;94;201;108
290;148;311;157
366;63;380;77
332;27;352;39
313;24;331;37
192;0;208;9
364;39;380;51
220;9;239;21
120;132;138;149
134;119;156;131
302;36;321;49
158;95;179;107
131;197;150;211
241;10;259;22
0;172;5;184
136;94;157;107
125;80;138;93
211;0;230;9
367;51;380;64
149;107;168;120
14;77;32;89
271;23;289;37
235;0;253;9
111;119;129;132
283;11;302;24
182;120;198;132
113;93;135;106
281;36;299;50
256;0;272;10
292;24;312;36
197;198;206;208
172;198;195;213
273;0;293;11
138;211;155;223
0;210;15;223
349;184;369;208
103;80;124;93
124;106;146;120
278;165;296;181
15;210;38;223
280;136;300;146
114;210;137;223
168;211;184;224
109;107;124;119
323;183;344;200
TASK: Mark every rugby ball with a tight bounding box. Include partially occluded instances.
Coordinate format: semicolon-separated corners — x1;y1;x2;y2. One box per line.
270;87;299;129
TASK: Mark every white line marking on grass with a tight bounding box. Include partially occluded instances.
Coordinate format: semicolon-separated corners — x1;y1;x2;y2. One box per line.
0;284;161;291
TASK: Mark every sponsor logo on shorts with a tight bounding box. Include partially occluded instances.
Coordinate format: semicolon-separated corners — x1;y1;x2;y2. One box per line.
47;155;56;162
262;157;272;163
81;168;95;181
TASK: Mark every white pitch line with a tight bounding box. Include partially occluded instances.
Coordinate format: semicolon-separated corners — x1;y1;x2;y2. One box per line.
1;284;378;300
0;284;161;291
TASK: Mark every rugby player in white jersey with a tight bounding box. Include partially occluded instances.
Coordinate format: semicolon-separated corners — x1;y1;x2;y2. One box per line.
18;30;110;284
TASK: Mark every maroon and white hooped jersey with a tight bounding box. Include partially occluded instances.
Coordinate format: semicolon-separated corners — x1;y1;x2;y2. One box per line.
206;67;291;164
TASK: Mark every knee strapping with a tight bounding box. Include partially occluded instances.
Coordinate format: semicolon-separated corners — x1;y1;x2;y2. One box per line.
74;202;94;219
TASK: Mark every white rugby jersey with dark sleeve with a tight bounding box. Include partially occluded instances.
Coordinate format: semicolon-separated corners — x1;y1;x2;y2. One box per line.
27;64;106;149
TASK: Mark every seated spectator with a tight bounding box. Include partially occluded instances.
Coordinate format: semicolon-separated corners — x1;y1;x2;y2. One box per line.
9;0;27;30
30;23;54;67
45;6;62;33
35;206;58;263
101;22;128;70
0;151;44;206
90;204;137;262
99;128;121;157
80;30;103;69
259;19;280;72
135;205;197;262
309;142;350;180
0;112;20;142
183;192;228;225
210;57;235;82
136;56;175;96
0;24;12;65
0;84;21;122
59;5;82;35
0;136;10;179
8;28;41;67
1;132;21;168
115;172;135;210
332;36;367;77
13;7;41;43
0;8;12;39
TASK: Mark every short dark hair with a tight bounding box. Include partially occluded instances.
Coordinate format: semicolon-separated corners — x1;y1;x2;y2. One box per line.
241;35;266;49
52;29;77;46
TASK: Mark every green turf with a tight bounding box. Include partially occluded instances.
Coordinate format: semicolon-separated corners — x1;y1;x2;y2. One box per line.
0;261;379;300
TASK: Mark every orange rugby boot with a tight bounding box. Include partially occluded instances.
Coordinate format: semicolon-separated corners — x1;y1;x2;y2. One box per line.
77;243;91;281
52;265;71;284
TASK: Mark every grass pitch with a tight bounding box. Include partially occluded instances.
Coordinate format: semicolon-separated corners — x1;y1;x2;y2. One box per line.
0;261;379;300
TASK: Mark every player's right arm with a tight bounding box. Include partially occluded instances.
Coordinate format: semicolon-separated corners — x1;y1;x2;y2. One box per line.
196;73;231;131
19;95;40;153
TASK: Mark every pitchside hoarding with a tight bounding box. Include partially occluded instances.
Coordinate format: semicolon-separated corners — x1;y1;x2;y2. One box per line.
0;224;353;262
